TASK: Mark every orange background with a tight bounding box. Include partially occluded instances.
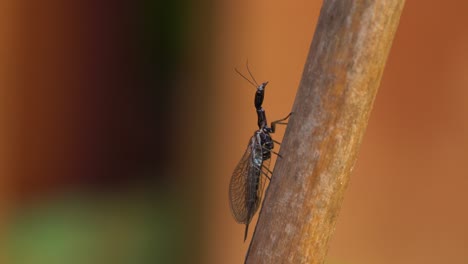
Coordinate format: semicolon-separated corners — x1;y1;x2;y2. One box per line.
1;0;467;263
209;0;468;263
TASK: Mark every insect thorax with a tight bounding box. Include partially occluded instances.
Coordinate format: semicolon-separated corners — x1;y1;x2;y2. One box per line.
255;130;274;160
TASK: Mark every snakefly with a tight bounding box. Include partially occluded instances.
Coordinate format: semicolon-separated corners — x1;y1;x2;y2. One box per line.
229;63;291;241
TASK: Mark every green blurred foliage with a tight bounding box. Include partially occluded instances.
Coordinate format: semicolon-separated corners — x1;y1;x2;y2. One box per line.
7;190;186;264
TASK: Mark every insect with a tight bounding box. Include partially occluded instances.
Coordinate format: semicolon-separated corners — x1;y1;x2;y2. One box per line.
229;63;291;241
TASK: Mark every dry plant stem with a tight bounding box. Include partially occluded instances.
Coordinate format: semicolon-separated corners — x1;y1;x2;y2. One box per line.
245;1;405;263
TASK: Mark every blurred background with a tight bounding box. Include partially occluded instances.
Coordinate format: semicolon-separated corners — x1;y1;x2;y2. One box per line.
0;0;467;263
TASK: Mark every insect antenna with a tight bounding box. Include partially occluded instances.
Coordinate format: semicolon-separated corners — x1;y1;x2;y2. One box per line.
235;67;257;88
246;60;260;87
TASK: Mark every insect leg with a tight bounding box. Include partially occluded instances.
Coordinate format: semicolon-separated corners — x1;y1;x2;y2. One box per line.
256;164;272;180
260;169;271;180
271;112;293;133
272;150;283;158
262;147;283;158
262;164;273;175
260;166;272;181
244;224;249;242
272;139;282;145
263;148;283;158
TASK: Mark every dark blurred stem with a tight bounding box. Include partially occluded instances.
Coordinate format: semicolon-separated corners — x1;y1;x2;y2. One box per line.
245;1;405;263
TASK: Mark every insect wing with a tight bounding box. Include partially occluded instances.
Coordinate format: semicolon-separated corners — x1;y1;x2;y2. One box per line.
229;135;268;224
247;134;267;218
229;137;254;223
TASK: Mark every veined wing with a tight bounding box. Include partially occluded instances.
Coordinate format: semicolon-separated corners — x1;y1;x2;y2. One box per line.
229;134;268;224
229;136;255;223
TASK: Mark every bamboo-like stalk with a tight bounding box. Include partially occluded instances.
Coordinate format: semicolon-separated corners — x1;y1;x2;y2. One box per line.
245;1;405;263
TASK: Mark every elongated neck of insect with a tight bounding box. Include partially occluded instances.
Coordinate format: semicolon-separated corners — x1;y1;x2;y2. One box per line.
257;108;268;129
